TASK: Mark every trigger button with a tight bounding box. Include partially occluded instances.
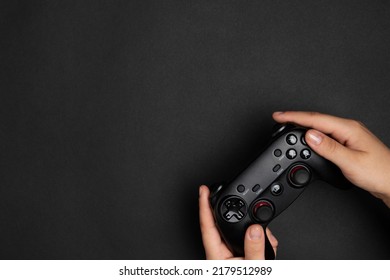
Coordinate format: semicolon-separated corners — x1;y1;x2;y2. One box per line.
272;124;287;138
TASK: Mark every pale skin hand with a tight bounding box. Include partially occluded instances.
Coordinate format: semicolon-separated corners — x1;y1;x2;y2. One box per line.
273;111;390;207
199;185;278;260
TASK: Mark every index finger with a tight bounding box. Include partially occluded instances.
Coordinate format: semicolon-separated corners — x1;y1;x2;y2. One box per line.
272;111;356;145
199;185;226;254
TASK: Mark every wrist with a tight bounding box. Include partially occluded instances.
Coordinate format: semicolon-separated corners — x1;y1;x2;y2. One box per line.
372;164;390;208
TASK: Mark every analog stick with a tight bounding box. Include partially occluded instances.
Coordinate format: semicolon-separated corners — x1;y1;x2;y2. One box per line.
253;200;274;223
289;164;311;187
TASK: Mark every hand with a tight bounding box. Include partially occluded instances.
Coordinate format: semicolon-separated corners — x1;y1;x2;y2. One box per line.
199;185;278;259
273;111;390;207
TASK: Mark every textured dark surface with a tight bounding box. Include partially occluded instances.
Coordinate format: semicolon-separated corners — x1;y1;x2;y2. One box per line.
1;0;390;259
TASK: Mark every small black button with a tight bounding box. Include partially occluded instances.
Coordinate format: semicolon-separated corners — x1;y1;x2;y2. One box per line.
286;149;297;159
237;184;245;193
271;183;283;195
274;149;282;157
301;149;311;159
286;134;298;145
252;184;261;192
273;164;281;172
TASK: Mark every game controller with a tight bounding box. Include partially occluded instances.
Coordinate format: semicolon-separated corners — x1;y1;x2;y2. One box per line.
209;123;350;259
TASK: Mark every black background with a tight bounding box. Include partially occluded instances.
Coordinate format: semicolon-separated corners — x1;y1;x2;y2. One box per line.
1;0;390;259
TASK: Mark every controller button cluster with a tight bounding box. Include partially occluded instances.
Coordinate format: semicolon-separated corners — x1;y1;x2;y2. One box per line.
270;133;311;160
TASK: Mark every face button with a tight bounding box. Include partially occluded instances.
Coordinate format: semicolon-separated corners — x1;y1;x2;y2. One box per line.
286;134;298;145
301;149;311;159
286;149;297;159
271;183;283;195
288;164;311;187
237;184;245;193
274;149;282;157
273;164;281;172
253;200;274;223
221;197;247;223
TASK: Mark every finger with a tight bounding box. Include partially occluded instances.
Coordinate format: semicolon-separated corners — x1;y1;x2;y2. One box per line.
272;111;356;144
265;228;278;254
198;185;226;257
244;224;265;260
305;129;360;173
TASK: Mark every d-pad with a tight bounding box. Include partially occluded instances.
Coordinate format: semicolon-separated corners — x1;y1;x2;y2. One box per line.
221;197;247;223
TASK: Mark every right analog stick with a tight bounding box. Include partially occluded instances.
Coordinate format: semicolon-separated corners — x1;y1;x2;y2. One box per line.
289;164;311;187
253;200;274;223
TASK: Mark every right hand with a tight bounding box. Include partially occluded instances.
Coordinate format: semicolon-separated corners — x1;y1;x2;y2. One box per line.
273;111;390;207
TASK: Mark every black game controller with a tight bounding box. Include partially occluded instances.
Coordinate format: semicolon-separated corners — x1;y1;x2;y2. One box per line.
210;124;350;259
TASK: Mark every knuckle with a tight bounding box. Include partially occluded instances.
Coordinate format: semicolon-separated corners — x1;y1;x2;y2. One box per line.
307;111;320;118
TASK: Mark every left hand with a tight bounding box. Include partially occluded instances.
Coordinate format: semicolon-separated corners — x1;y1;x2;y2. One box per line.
199;185;278;259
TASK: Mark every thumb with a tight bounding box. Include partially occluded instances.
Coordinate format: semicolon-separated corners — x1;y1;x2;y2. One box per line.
244;224;265;260
305;129;356;171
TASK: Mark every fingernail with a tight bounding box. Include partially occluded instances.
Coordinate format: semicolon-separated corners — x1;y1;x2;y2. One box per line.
199;186;203;197
249;225;262;240
307;130;323;145
273;111;284;116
